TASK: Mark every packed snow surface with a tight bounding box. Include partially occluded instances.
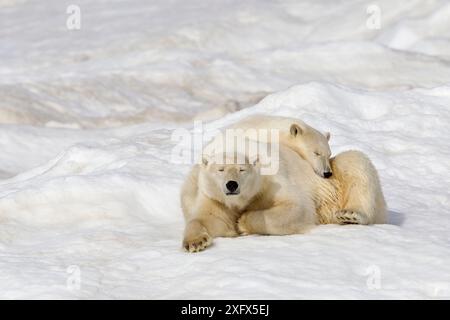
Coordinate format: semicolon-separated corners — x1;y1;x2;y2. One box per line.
1;0;450;299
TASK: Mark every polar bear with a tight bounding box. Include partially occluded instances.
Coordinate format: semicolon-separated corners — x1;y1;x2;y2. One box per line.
181;116;387;251
319;150;387;225
181;144;317;253
224;115;387;227
227;115;332;178
237;149;387;235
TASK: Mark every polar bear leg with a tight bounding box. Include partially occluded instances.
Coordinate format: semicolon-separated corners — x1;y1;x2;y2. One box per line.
238;202;315;235
331;151;387;225
183;219;213;253
183;200;239;253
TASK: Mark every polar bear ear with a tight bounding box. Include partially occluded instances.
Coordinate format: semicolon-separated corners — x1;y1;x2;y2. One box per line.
246;154;259;166
290;124;303;137
201;155;209;166
325;132;331;141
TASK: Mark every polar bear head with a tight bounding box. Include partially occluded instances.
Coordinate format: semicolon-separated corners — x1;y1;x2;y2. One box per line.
224;115;332;179
199;153;262;209
289;123;332;178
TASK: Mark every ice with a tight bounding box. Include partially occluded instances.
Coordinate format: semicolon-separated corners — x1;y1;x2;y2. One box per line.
0;0;450;299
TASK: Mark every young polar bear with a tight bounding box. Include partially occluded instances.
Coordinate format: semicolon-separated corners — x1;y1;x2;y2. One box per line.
317;150;387;225
227;115;332;178
181;144;317;253
228;115;387;228
237;149;387;235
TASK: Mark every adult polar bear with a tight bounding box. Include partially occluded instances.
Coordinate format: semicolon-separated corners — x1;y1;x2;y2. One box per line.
181;143;317;253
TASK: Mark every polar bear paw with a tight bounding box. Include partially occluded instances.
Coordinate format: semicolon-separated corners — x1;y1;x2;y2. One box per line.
183;233;212;253
335;210;368;225
237;215;251;236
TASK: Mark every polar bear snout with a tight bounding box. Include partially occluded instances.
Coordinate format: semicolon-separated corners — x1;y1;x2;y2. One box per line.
323;171;333;178
225;180;240;195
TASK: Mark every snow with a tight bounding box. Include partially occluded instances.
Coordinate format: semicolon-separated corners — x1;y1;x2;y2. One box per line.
1;0;450;299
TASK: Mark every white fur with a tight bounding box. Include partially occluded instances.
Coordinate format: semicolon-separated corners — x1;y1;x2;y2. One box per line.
228;116;387;226
181;144;316;252
227;115;333;178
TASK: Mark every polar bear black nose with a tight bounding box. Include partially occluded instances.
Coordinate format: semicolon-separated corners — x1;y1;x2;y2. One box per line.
226;180;239;192
324;171;332;178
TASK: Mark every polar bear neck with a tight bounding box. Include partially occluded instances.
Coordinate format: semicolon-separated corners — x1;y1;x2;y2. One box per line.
312;176;342;223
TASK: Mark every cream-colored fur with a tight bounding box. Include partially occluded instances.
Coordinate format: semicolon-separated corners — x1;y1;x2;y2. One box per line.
181;145;316;253
236;150;387;233
229;116;387;227
227;115;332;178
318;150;387;225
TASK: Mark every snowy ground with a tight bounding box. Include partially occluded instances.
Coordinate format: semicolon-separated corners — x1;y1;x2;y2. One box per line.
1;0;450;299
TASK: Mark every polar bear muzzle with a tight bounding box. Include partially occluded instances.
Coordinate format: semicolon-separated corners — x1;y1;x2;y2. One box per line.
225;180;240;195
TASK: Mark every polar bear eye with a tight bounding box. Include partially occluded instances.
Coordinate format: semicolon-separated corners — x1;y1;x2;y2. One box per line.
218;168;225;172
239;168;246;172
314;152;321;156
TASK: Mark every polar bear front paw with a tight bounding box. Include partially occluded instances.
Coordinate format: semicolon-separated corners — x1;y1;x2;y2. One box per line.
183;233;212;253
335;210;368;225
237;215;250;235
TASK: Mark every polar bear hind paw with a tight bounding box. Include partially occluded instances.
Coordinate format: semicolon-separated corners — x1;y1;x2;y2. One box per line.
335;210;368;225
